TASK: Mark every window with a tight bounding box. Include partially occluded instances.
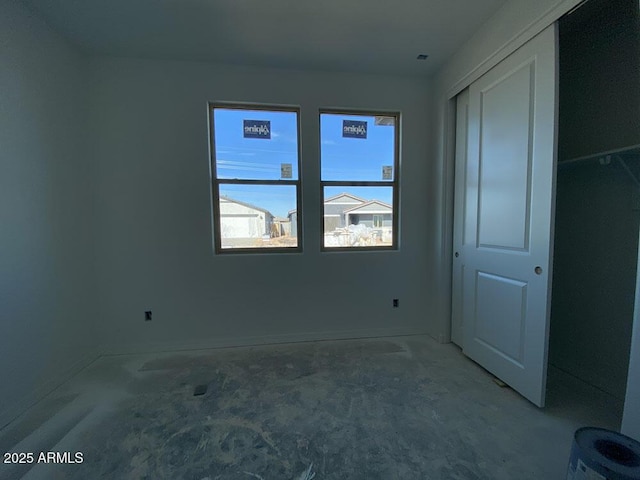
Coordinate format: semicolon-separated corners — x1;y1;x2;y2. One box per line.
209;104;302;253
320;111;399;250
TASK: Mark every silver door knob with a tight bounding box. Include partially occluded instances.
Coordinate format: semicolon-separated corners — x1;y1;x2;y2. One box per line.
534;266;542;275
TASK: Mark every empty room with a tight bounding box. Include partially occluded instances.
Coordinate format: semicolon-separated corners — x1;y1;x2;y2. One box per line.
1;0;639;478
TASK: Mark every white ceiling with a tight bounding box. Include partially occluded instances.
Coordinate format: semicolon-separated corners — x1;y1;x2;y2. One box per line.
21;0;509;77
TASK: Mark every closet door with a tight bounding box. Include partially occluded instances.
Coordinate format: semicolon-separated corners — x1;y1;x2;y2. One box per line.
460;25;557;407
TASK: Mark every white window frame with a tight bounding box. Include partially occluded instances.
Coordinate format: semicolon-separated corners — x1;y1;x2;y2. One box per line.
209;103;303;254
319;109;400;251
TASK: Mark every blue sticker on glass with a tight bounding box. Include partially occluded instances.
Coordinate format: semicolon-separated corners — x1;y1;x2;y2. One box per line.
243;120;271;139
343;120;367;139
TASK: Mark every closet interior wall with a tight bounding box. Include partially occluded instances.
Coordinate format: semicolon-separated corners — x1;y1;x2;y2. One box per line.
550;0;640;407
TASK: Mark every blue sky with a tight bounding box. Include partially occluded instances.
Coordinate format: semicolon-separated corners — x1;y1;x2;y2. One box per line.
213;109;395;217
320;113;395;183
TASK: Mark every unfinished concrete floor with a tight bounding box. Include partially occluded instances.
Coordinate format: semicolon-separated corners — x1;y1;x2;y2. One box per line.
0;335;622;479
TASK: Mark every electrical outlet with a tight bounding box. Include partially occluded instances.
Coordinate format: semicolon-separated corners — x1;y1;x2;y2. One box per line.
393;299;399;308
145;311;152;321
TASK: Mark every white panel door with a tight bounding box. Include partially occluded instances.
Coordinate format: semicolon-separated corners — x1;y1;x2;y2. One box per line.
460;25;557;407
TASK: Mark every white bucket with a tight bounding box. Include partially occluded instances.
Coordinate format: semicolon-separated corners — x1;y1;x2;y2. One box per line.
567;427;640;480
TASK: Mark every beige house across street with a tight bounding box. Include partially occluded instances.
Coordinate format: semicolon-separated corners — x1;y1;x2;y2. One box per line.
288;193;393;246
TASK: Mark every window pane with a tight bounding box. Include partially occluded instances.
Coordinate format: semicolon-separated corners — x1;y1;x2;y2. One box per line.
323;186;394;248
213;108;299;180
218;184;298;249
320;113;396;181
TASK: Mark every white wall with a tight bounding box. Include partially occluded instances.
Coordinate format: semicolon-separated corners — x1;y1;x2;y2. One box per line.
90;57;432;353
0;0;98;426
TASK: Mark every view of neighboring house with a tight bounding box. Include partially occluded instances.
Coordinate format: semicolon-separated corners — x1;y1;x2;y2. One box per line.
220;192;391;248
322;193;367;232
219;197;294;248
288;193;393;244
219;196;273;240
343;200;393;230
288;208;298;239
271;217;291;237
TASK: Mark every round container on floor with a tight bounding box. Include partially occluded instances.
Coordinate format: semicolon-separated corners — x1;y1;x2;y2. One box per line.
567;427;640;480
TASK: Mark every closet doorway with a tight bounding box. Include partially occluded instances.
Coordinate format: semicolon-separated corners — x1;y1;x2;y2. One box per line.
548;0;640;426
451;0;640;421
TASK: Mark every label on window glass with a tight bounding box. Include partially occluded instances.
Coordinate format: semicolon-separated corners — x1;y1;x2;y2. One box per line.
281;163;292;179
374;116;395;126
382;166;393;180
243;120;271;139
343;120;367;139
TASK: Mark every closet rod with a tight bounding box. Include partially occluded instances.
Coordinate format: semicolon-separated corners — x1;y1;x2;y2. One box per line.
560;143;640;166
559;146;640;188
615;156;640;189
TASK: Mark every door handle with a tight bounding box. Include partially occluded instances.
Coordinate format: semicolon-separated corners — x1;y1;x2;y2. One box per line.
455;252;459;258
534;266;543;275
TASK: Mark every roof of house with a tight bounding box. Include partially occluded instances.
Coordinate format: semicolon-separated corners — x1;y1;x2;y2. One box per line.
289;195;390;217
324;192;367;204
343;199;393;214
220;195;274;217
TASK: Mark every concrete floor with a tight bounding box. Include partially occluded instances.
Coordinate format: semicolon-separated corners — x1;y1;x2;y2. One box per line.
0;335;623;479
